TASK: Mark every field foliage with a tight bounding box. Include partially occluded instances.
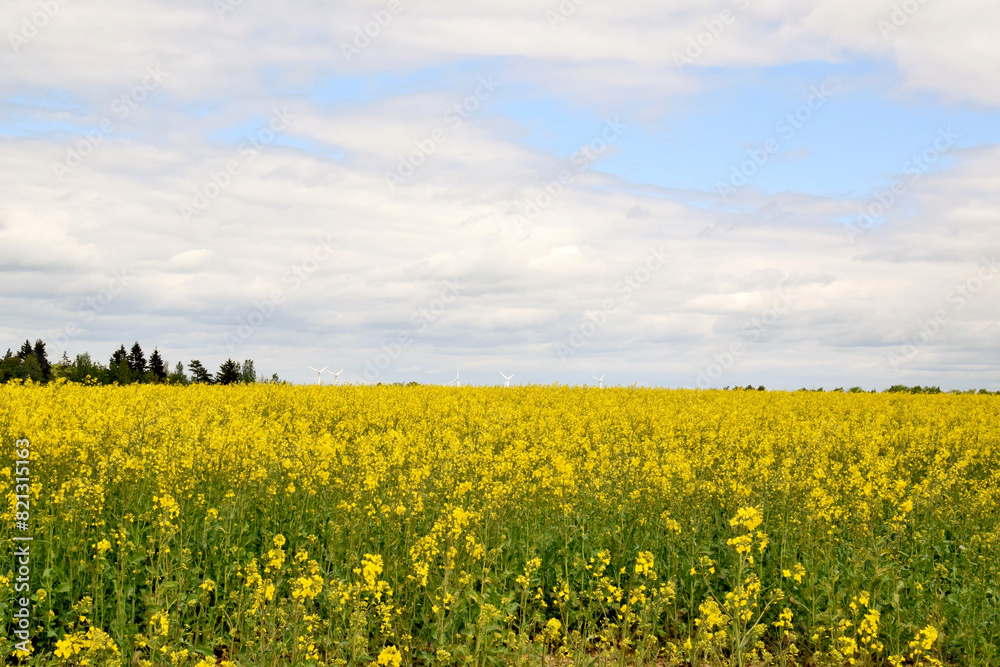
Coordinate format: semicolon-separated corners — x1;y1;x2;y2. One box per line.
1;384;998;666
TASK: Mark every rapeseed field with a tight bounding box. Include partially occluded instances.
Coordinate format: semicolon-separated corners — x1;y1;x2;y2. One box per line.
1;383;997;666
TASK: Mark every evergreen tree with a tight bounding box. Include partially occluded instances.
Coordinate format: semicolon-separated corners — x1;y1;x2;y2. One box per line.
240;359;256;384
216;359;241;385
148;348;167;382
17;340;33;360
108;345;132;384
33;339;51;380
54;351;73;380
188;360;213;384
127;342;146;374
168;362;188;384
110;345;127;367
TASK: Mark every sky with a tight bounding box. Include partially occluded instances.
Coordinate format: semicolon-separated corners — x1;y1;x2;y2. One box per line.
1;0;998;390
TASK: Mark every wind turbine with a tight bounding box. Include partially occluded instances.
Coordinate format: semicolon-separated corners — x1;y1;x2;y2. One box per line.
326;368;344;385
592;374;605;389
500;371;514;387
308;365;328;385
450;366;461;387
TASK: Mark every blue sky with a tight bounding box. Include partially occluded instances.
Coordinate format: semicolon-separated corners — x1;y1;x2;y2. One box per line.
1;0;999;389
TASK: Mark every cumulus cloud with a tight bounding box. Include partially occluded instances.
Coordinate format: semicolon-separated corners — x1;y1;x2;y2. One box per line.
1;0;998;388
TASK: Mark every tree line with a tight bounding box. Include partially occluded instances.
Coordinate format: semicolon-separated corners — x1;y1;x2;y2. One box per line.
1;339;279;385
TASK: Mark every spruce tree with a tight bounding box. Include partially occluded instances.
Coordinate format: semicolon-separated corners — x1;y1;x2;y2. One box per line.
110;345;127;367
108;345;131;384
127;342;146;374
148;348;167;382
17;340;33;360
54;351;73;379
216;359;241;385
169;362;188;384
33;339;51;380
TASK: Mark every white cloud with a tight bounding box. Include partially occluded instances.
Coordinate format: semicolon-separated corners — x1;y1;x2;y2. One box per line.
1;0;998;388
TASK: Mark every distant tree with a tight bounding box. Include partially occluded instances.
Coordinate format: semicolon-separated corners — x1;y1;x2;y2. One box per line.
168;362;188;384
188;360;213;384
127;342;146;375
17;340;33;361
240;359;256;384
70;353;104;383
0;349;19;383
110;345;127;368
757;385;765;391
33;339;51;380
849;387;863;393
20;356;42;382
53;351;73;380
270;373;281;384
148;348;167;382
105;344;133;384
11;354;42;382
216;359;241;385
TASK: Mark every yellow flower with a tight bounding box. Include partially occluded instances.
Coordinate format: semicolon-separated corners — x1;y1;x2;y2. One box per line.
378;645;402;667
635;551;655;576
292;574;324;600
730;506;764;532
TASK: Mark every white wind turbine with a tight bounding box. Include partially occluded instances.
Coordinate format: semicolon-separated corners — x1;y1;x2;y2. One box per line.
592;374;605;389
308;365;329;385
326;368;344;385
450;366;461;387
500;371;514;387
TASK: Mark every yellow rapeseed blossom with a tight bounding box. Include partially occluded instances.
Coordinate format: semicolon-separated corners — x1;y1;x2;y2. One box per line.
4;382;997;664
378;645;402;667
